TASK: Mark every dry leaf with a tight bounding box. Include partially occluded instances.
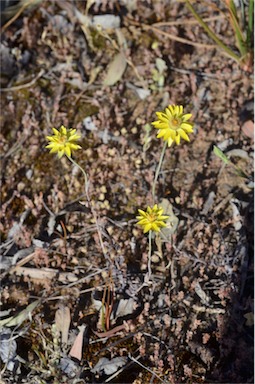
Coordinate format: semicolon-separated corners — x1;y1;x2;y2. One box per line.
103;52;127;86
60;356;80;378
195;281;210;305
92;14;120;29
159;198;179;239
69;325;86;361
14;266;78;283
244;312;254;326
0;328;18;372
115;298;136;320
91;356;127;375
55;305;71;344
0;300;40;328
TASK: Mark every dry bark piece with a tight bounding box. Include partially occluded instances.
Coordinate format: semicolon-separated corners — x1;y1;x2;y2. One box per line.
69;325;86;361
14;266;78;283
55;305;71;344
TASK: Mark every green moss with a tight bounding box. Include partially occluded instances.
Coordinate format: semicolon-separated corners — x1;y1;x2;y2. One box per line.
90;27;108;50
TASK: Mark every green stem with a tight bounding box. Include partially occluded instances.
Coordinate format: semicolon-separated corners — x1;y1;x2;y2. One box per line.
148;230;152;279
67;155;89;195
185;0;241;62
232;163;250;179
152;141;167;204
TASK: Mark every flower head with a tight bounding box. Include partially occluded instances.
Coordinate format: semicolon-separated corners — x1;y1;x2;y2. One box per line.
152;105;193;147
136;204;169;233
46;125;81;158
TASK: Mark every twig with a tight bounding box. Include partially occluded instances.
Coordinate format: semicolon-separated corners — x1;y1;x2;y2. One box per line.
63;267;108;289
183;299;225;314
127;17;216;49
152;15;224;27
145;24;215;48
128;354;167;383
92;324;126;338
1;0;40;32
0;69;45;92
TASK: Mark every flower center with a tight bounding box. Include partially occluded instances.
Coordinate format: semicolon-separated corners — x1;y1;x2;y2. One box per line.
168;117;181;131
148;214;157;223
59;135;68;144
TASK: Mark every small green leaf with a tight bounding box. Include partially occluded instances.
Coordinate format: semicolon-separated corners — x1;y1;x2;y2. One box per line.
213;146;230;165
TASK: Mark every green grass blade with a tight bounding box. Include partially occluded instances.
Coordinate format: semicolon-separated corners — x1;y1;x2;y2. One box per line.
247;0;254;48
213;146;230;164
228;0;247;56
185;0;241;62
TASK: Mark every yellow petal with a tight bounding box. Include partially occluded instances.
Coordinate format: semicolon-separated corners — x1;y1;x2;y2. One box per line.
168;105;174;114
160;215;169;220
65;146;72;157
172;129;178;139
165;108;172;118
152;121;162;128
183;113;192;121
167;138;174;147
52;128;59;135
58;150;64;158
157;130;166;139
181;122;193;131
159;116;171;124
144;223;152;233
179;129;190;141
175;134;181;145
151;223;160;232
49;147;58;153
46;143;54;148
60;125;67;134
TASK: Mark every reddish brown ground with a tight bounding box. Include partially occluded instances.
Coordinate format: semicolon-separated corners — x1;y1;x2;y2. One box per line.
0;1;253;383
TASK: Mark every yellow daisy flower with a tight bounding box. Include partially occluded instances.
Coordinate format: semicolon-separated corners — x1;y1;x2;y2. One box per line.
136;204;169;233
152;105;193;147
46;125;82;158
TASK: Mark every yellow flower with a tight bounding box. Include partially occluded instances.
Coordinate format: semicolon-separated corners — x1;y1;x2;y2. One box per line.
46;125;81;158
136;204;169;233
152;105;193;147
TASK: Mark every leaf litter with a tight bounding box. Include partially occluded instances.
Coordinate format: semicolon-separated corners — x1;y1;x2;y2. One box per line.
0;1;253;383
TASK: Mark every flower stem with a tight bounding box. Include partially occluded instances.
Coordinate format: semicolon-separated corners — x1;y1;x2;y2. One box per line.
148;230;152;279
152;141;167;204
67;155;109;262
67;155;89;195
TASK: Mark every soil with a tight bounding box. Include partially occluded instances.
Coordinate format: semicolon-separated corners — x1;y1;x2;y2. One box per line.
0;1;254;383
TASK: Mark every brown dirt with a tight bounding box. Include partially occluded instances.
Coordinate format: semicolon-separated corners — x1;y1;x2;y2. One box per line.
0;1;254;383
